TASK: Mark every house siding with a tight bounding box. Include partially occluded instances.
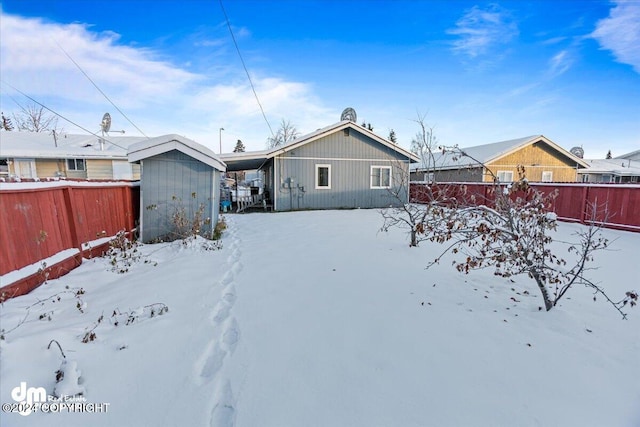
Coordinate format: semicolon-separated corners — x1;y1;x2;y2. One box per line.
35;159;65;178
139;150;218;242
87;159;114;180
485;142;579;182
273;130;410;210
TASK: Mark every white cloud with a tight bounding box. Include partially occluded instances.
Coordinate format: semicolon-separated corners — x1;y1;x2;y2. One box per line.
548;50;573;77
448;4;518;59
591;0;640;73
0;10;333;152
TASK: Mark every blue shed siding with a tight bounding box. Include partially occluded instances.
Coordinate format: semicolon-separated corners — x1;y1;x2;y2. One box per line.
273;130;410;210
140;150;219;242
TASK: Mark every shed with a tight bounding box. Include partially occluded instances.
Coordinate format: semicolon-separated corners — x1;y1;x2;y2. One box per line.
220;120;420;211
128;134;226;242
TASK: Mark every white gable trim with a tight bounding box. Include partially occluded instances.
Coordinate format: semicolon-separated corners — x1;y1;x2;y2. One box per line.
128;134;226;171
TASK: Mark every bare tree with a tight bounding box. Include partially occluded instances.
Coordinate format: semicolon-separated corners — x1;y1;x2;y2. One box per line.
266;119;299;149
410;112;438;181
12;104;59;133
380;114;637;316
420;164;636;316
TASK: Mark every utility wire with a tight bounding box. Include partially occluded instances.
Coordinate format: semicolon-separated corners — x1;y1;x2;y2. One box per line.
1;80;128;150
219;0;274;137
54;40;149;138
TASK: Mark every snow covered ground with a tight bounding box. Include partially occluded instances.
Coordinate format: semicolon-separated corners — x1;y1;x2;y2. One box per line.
0;209;638;427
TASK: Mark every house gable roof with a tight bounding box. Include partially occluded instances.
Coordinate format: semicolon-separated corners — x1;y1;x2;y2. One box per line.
412;135;589;171
128;134;226;171
220;121;419;171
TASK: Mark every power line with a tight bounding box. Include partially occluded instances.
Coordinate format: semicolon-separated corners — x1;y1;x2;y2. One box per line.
53;40;149;138
219;0;274;137
1;80;129;150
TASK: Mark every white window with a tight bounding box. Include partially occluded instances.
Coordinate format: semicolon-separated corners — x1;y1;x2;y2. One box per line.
496;170;514;182
315;164;331;189
541;171;553;182
371;166;392;188
67;158;86;171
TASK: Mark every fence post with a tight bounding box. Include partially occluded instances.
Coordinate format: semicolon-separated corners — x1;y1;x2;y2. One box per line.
580;185;589;225
62;186;82;252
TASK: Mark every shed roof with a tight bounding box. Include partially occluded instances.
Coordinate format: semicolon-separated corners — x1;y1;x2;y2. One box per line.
128;134;226;171
412;135;589;171
220;120;420;171
0;132;146;159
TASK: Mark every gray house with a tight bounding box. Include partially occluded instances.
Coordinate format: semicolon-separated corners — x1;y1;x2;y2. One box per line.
220;120;419;211
128;134;226;242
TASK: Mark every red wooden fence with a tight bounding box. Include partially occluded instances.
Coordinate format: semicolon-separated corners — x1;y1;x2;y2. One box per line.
410;182;640;232
0;182;139;300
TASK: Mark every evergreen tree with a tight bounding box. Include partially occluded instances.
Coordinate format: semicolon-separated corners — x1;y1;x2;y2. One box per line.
388;129;397;143
233;139;246;153
606;150;612;159
1;112;14;131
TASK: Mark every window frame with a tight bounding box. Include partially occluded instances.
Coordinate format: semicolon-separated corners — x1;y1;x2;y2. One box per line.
67;158;86;171
496;170;514;182
541;171;553;182
370;165;392;189
315;164;331;189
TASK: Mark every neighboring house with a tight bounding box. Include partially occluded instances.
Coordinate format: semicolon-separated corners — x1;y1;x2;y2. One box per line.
0;132;146;180
410;135;589;183
128;134;226;242
578;150;640;183
220;120;419;211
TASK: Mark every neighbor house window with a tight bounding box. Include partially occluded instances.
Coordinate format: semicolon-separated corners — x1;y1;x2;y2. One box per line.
315;164;331;189
496;170;513;182
371;166;392;188
541;171;553;182
67;158;86;171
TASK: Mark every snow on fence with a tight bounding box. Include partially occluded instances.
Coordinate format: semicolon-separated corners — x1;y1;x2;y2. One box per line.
410;182;640;232
0;181;139;300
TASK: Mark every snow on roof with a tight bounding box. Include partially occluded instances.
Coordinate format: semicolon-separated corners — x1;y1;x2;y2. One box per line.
412;135;589;171
578;158;640;176
616;149;640;161
0;132;147;159
127;134;226;171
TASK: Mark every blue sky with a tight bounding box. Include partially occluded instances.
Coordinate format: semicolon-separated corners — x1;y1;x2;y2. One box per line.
1;0;638;158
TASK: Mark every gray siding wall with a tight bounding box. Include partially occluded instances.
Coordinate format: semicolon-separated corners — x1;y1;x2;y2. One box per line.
140;150;218;242
273;131;410;210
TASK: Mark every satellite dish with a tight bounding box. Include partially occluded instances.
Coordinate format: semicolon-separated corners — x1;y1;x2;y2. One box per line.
340;107;357;123
570;146;584;159
100;113;111;133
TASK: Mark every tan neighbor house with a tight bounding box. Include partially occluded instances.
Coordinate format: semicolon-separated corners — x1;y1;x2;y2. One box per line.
410;135;589;183
0;132;146;180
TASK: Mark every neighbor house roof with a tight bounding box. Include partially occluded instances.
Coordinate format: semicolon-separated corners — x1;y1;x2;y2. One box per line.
616;149;640;161
220;120;420;171
127;134;226;171
0;132;147;159
411;135;589;171
577;158;640;177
